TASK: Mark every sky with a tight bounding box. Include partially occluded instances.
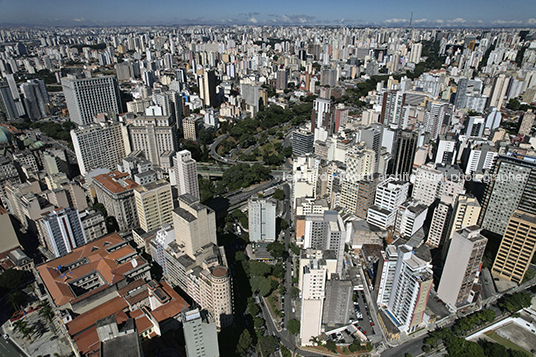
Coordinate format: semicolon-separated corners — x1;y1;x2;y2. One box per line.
1;0;536;28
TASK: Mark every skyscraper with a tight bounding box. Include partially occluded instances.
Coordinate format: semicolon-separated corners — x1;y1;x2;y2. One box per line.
62;75;122;126
183;309;220;357
71;119;129;176
391;130;418;179
172;150;200;200
292;129;314;156
134;180;173;233
199;69;217;108
491;210;536;284
248;198;277;242
37;207;87;258
437;226;487;308
20;79;49;120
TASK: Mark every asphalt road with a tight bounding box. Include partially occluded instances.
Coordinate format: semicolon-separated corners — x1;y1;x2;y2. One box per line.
381;335;427;357
0;338;28;357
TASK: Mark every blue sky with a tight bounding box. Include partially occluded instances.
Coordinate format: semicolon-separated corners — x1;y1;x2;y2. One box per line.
1;0;535;27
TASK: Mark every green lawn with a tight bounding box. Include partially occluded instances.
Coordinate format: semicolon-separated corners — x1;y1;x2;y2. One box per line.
484;330;531;354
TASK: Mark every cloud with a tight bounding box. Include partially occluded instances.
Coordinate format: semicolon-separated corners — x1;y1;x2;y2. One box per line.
492;19;523;24
435;19;444;24
73;18;85;22
385;18;407;24
529;18;536;25
449;18;466;23
414;18;428;24
248;17;258;24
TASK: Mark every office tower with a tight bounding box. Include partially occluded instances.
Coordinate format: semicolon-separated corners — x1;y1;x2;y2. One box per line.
465;116;485;137
387;245;433;333
323;279;353;329
0;79;18;120
479;155;536;236
199;69;217;108
455;78;469;109
435;135;457;166
172;150;200;200
448;195;481;240
461;143;498;176
182;115;200;142
174;194;217;259
36;207;87;258
154;91;183;124
354;175;380;219
334;106;348;133
380;90;405;126
367;178;410;230
183;309;220;357
412;164;443;206
62;75;122;126
519;110;535;136
391;130;418;179
311;97;332;133
320;68;338;87
426;202;453;247
134;180;173;233
340;147;375;214
241;84;261;116
248;198;277;242
489;74;509;109
303;211;346;276
292;129;314;156
125;114;178;168
300;259;327;346
276;69;288;90
409;43;422;64
491;210;536;284
93;171;139;231
20;79;49;120
71;120;129;176
395;199;428;238
424;101;449;140
437;226;487;308
359;125;382;172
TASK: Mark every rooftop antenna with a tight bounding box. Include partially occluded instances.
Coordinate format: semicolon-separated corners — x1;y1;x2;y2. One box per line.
408;11;413;29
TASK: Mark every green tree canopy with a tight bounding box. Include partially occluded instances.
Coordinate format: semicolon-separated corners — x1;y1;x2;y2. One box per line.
287;319;300;335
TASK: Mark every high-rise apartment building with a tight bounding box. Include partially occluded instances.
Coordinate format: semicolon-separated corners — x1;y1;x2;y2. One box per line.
367;178;409;230
183;309;220;357
182;115;200;142
409;43;422;64
172;150;200;200
71;120;129;176
300;259;327;346
489;74;509;109
0;79;18;120
492;210;536;284
199;69;218;108
391;130;418;179
93;171;139;231
173;194;217;259
292;129;314;156
36;207;87;258
437;226;487;308
387;245;433;333
62;75;122;126
125;114;178;168
248;198;277;242
447;194;481;240
311;98;332;133
519;110;535;136
134;180;173;233
479;155;536;236
395;199;428;238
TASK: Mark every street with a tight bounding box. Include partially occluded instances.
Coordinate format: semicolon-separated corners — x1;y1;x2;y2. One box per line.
0;338;28;357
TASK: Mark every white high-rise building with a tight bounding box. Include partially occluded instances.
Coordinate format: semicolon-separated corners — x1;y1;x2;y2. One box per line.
36;207;87;258
62;75;122;126
409;43;422;64
367;178;409;230
395;199;428;237
387;245;433;333
300;259;327;346
248;198;277;242
412;164;443;206
172;150;199;200
183;309;220;357
71;120;129;176
437;227;487;309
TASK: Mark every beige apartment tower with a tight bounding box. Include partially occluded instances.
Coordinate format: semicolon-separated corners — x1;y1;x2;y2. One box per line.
492;210;536;284
134;180;173;232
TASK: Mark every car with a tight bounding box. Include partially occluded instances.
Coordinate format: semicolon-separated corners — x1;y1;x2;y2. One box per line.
363;331;367;334
357;326;362;330
370;322;374;326
3;334;8;340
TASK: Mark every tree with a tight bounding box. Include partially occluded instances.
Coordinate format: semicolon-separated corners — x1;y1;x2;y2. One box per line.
237;329;252;356
499;292;532;313
282;146;293;157
253;317;265;328
7;290;26;310
258;335;277;356
266;242;286;259
235;251;247;262
325;339;337;353
290;286;300;299
287;319;300;334
248;302;260;316
507;98;521;111
272;189;285;200
0;269;27;292
248;261;272;277
279;218;289;231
